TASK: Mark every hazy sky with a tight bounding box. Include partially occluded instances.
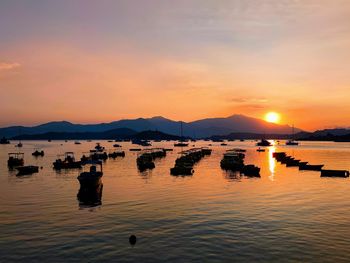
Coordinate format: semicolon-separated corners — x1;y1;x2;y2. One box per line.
1;0;350;130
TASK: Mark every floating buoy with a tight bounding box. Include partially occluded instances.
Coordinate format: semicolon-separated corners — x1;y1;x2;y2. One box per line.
129;235;137;245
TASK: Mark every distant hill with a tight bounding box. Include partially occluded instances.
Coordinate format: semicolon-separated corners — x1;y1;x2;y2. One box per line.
0;114;303;138
11;128;137;140
10;129;182;141
295;129;350;142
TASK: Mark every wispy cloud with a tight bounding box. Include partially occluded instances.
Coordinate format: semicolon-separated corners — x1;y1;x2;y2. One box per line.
0;62;20;71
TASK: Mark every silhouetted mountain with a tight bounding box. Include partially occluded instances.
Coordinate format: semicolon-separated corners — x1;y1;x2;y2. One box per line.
11;128;136;140
10;129;184;141
0;114;303;138
295;129;350;142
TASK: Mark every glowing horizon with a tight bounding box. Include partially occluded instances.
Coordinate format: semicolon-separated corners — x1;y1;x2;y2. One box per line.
1;1;350;130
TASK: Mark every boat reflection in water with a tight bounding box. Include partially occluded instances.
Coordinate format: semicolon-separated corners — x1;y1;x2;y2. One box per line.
77;182;103;208
77;160;103;208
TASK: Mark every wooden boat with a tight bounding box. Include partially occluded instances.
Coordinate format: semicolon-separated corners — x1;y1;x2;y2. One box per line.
16;166;39;176
241;165;261;177
321;169;349;178
299;164;324;171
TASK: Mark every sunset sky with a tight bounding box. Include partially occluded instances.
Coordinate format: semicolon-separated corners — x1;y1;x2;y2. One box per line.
1;0;350;130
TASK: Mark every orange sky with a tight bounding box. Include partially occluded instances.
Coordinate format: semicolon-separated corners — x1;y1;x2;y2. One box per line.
0;0;349;130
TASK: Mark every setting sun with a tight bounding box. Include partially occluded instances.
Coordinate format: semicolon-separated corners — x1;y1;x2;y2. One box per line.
265;112;280;124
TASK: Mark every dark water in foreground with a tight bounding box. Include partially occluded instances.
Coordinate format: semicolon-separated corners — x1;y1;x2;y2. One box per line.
0;140;350;262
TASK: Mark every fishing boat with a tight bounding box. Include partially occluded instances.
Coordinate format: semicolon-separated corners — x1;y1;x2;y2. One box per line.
16;166;39;176
77;161;103;187
8;153;24;168
174;121;189;147
32;149;44;157
0;137;10;144
53;152;82;170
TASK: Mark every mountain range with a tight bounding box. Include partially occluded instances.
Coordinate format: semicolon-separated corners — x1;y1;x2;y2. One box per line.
0;114;301;139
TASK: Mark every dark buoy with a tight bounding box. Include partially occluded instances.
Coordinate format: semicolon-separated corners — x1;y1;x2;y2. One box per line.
129;235;137;245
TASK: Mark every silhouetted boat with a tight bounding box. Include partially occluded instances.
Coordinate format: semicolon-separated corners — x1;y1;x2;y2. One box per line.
74;141;81;145
256;139;272;147
0;137;10;144
299;164;324;171
8;153;24;168
108;150;125;158
241;165;261;177
16;142;23;147
32;149;44;157
53;152;82;170
286;125;299;146
174;121;189;147
94;143;105;152
77;161;103;187
321;169;349;178
256;148;265;152
16;165;39;176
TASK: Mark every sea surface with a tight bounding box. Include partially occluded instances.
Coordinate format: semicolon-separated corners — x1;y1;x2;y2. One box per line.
0;140;350;262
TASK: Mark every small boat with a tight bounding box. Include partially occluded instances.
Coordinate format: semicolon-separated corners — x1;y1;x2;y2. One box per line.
174;142;189;147
137;153;155;171
220;152;245;171
8;153;24;168
174;121;189;147
321;169;349;178
77;161;103;187
286;125;299;146
113;144;121;148
241;165;260;177
77;182;103;208
74;141;81;145
32;149;44;157
0;137;10;144
94;143;105;152
16;142;23;148
256;148;265;152
170;165;193;176
16;165;39;176
256;139;272;147
220;143;228;146
108;151;125;158
130;148;142;151
108;140;113;142
53;152;82;170
299;164;324;171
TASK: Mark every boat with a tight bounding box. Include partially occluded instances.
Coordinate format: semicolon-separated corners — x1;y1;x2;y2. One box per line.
16;142;23;147
321;169;349;178
0;137;10;144
241;165;261;177
94;143;105;152
53;152;82;170
77;181;103;208
256;139;272;147
32;149;44;157
8;153;24;168
16;165;39;176
77;161;103;187
299;164;324;171
108;150;125;158
174;121;189;147
220;143;228;146
74;141;81;145
136;153;155;171
220;152;245;171
130;148;142;151
286;125;299;146
256;148;265;152
113;144;121;148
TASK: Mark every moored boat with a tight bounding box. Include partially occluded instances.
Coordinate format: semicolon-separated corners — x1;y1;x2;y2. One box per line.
16;165;39;176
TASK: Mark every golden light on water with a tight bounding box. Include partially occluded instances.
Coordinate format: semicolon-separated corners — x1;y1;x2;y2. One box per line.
265;112;280;124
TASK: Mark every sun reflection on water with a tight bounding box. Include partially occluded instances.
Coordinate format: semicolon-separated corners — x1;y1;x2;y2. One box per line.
268;145;276;181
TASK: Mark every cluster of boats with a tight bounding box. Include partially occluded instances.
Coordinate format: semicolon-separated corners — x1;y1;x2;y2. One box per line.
273;152;349;177
170;148;212;176
7;152;40;176
220;149;260;177
136;148;167;171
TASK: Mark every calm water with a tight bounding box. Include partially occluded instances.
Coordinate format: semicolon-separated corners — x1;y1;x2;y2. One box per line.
1;140;350;262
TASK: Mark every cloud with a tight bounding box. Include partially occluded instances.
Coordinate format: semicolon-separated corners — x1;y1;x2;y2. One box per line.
0;62;20;71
